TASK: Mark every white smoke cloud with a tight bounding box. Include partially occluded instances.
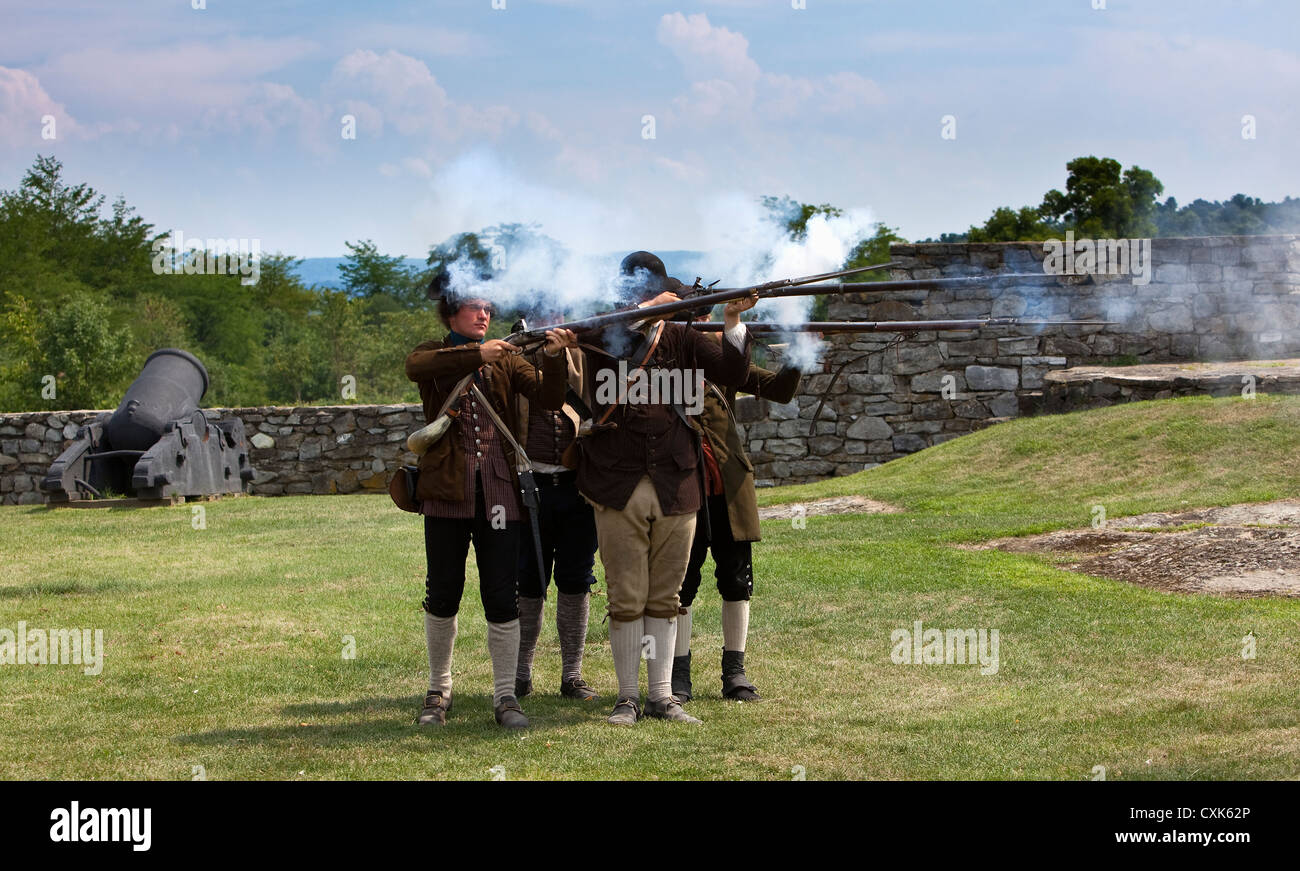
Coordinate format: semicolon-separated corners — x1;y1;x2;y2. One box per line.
691;194;878;370
430;161;878;371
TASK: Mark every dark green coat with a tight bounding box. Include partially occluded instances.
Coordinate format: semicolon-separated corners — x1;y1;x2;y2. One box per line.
697;363;802;542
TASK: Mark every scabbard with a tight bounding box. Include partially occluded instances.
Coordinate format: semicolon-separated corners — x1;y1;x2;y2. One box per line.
517;468;548;600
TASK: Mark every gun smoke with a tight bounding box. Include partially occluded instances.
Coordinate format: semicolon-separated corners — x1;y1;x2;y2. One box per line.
424;153;879;372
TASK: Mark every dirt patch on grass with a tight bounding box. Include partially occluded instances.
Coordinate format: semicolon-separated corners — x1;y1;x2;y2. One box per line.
978;500;1300;597
759;495;902;520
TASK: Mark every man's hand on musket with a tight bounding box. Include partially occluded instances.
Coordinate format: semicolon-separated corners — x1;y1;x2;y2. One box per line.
543;328;578;356
638;291;681;316
723;291;759;329
479;339;523;363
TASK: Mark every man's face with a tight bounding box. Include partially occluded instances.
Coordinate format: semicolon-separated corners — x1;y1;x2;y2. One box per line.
695;312;722;342
449;299;492;340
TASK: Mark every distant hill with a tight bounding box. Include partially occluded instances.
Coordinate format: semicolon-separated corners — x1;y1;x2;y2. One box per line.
292;251;706;290
291;257;425;290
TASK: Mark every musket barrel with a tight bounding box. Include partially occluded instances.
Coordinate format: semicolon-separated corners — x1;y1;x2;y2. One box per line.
689;319;1112;333
503;268;1078;347
504;262;896;346
760;273;1068;298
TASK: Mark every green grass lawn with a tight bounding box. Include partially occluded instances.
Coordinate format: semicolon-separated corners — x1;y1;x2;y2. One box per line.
2;394;1298;780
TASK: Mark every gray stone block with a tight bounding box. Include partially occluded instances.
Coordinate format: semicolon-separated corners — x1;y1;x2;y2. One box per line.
1153;264;1189;283
966;366;1019;391
997;337;1040;356
911;370;965;394
987;394;1020;417
885;345;944;375
768;400;799;421
845;416;892;441
1147;306;1193;333
891;434;927;452
845;374;896;394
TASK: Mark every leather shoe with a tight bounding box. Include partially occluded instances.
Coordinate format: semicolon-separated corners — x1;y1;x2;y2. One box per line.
494;696;529;729
607;697;640;726
560;677;599;701
417;690;452;726
645;697;701;724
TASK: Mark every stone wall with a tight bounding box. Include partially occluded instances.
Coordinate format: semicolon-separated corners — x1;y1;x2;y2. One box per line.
738;234;1300;485
0;405;422;505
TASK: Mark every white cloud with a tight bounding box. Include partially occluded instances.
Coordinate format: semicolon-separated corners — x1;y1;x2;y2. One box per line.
345;23;495;57
656;12;885;122
0;66;79;147
326;49;517;140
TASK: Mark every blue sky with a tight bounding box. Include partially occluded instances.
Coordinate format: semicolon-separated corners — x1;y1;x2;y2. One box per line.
2;0;1296;257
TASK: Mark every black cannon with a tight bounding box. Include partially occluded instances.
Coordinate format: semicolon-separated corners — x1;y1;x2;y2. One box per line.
41;349;254;503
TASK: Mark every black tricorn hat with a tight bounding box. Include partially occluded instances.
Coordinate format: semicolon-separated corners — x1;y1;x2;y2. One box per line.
619;250;684;301
426;271;452;301
426;267;494;302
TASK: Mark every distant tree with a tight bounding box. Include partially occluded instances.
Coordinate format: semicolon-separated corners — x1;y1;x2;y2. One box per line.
339;239;420;306
760;195;844;241
760;196;907;319
131;294;192;356
34;293;135;410
1154;194;1300;237
965;206;1060;243
845;222;907;269
1038;156;1164;238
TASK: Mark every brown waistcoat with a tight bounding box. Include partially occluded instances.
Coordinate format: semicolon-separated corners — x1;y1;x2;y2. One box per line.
404;338;567;503
574;322;752;515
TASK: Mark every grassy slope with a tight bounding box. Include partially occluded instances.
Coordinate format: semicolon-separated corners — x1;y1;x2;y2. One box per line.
1;395;1297;780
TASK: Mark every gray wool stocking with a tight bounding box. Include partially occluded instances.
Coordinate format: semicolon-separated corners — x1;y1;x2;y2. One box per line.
722;600;750;652
556;592;591;684
674;606;693;657
515;596;544;683
424;612;457;695
643;615;677;704
609;617;644;702
486;619;521;707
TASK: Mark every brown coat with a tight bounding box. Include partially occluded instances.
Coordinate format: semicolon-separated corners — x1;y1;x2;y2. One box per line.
696;363;802;542
575;322;752;515
513;346;588;449
404;339;567;502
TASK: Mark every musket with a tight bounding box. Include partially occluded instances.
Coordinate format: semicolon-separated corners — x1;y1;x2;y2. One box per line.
689;318;1113;333
758;273;1075;299
504;263;896;348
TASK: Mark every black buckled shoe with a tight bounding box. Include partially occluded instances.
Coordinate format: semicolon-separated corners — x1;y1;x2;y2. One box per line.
494;695;529;729
671;651;693;703
560;677;599;701
417;690;452;726
721;650;760;702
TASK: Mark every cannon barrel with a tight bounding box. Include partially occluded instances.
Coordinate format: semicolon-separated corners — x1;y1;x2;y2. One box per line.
105;349;209;452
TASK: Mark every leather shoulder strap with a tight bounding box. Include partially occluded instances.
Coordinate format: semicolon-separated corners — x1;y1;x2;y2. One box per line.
595;321;665;426
469;383;532;472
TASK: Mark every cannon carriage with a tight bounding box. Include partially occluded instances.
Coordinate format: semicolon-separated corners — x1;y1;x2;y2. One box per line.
41;348;254;504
